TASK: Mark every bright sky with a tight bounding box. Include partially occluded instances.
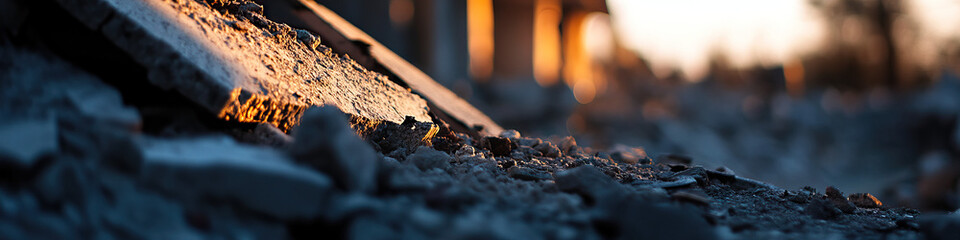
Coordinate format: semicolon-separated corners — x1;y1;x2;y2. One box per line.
606;0;960;81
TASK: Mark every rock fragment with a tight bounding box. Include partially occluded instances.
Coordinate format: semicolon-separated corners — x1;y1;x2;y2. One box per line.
481;136;516;157
507;166;551;181
555;165;622;204
804;198;841;220
596;196;718;240
140;136;333;220
847;193;882;208
499;129;521;139
406;146;453;171
514;137;541;147
290;107;379;193
534;142;561;158
609;145;649;164
825;186;856;213
671;189;712;206
0;118;57;168
553;136;578;152
295;29;321;49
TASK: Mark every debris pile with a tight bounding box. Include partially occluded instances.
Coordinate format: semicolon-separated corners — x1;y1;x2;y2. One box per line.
0;0;956;239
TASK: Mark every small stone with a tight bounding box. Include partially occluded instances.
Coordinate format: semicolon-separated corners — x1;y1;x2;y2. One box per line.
598;195;718;240
0;118;57;168
507;166;552;181
847;193;882;208
534;142;561;158
609;145;648;164
555;165;622;204
566;146;587;158
825;186;844;199
825;186;856;213
671;189;712;206
783;191;810;204
896;218;919;230
295;29;321;50
714;166;735;175
482;136;516;157
406;146;453;171
232;2;263;15
514;137;541;147
513;146;542;158
455;145;478;158
499;129;521;139
555;136;578;152
805;198;841;220
649;176;697;189
290;107;378;193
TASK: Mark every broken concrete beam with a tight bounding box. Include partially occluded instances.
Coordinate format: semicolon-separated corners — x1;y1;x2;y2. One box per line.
53;0;432;131
264;0;504;136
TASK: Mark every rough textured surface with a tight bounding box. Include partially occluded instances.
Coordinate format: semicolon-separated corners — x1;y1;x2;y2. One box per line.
289;106;379;193
140;136;333;219
286;0;504;136
54;0;431;131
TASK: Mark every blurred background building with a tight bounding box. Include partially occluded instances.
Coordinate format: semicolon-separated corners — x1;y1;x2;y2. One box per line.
304;0;960;212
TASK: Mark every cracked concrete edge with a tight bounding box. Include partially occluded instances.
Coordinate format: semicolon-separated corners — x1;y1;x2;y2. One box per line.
51;0;385;132
55;0;246;114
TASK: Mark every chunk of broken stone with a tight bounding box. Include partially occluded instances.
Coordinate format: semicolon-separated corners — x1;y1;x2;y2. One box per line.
499;129;521;139
481;137;516;157
671;189;712;206
0;118;57;168
597;195;718;240
98;172;203;240
295;29;321;49
553;136;577;153
455;145;478;158
555;165;623;204
805;198;841;220
534;142;561;158
825;186;856;213
289;107;378;193
507;166;551;181
848;193;882;208
406;146;452;171
609;145;649;164
140;136;332;220
514;137;541;147
513;146;542;158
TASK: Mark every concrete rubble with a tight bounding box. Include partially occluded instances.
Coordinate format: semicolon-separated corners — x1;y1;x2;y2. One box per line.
0;0;954;239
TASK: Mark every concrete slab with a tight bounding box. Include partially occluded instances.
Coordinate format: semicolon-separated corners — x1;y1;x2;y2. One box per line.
54;0;432;131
